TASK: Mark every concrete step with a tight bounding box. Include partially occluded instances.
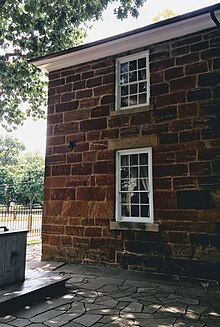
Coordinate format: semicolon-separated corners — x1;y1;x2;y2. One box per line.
0;270;70;316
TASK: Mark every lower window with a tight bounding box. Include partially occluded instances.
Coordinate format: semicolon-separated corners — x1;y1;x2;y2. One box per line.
116;147;154;223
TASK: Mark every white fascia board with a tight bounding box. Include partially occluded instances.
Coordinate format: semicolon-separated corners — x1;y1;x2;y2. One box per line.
32;9;219;73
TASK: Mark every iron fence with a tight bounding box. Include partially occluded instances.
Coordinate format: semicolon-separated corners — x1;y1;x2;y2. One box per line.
0;205;42;241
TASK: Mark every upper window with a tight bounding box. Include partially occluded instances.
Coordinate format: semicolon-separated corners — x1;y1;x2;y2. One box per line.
115;51;150;110
116;148;154;223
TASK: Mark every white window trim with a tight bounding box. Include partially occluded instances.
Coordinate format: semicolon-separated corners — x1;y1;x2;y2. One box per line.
115;51;150;111
115;147;154;223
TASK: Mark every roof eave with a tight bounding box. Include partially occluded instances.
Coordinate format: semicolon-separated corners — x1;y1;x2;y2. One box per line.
30;4;220;73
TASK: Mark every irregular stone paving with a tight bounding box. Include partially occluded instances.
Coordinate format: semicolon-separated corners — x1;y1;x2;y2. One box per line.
0;245;219;326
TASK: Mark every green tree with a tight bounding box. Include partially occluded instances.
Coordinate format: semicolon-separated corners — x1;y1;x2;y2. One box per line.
0;0;145;129
0;166;16;209
0;134;25;166
153;9;178;23
15;152;45;209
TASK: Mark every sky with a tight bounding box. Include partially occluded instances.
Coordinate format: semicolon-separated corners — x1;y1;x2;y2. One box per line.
1;0;217;155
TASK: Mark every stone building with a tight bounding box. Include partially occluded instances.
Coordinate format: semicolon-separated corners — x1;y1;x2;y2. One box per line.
31;4;220;280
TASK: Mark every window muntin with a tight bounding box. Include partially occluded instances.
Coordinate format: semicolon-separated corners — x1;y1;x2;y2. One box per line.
116;52;149;110
116;148;153;223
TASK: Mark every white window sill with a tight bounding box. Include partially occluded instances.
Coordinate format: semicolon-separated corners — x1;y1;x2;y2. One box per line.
111;105;153;116
110;221;159;232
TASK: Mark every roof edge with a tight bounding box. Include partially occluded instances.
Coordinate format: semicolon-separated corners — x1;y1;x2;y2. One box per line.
29;3;220;72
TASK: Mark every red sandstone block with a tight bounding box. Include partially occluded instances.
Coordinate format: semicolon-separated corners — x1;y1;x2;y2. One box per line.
176;53;199;65
63;200;88;217
48;95;60;106
154;191;176;209
80;118;107;132
156;91;185;107
150;58;174;73
83;151;97;162
86;131;101;141
176;150;197;162
93;84;114;97
154;163;188;177
171;45;190;57
52;145;70;155
47;114;63;125
71;163;92;175
85;227;102;237
101;129;119;139
56;83;72;94
79;97;100;109
170;76;197;92
52;164;71;176
75;63;92;73
48;105;55;115
60;236;72;246
66;133;86;144
185;61;208;75
43;201;63;217
49;235;61;246
90;237;107;248
72;236;90;247
77;187;106;201
153;177;172;189
66;73;81;83
82;71;94;79
51;188;75;201
165;67;184;81
103;73;114;84
108;115;129;128
47;136;65;147
88;201;114;219
153;152;176;164
49;71;61;80
81;218;95;226
160;221;193;232
76;89;93;99
86;76;102;88
66;153;82;163
42;224;65;234
94;161;114;174
178;103;197;117
172;35;202;48
91;105;110;118
44;176;66;188
53;122;79;135
61;68;75;77
189;162;212;176
150;71;164;84
66;226;85;237
55;100;79;112
97;150;113;161
90;141;108;150
130;111;152;126
61;92;75;103
155;209;198;221
179;130;200;142
173;177;197;189
49;78;65;88
101;95;114;105
170;119;193;132
46;154;66;164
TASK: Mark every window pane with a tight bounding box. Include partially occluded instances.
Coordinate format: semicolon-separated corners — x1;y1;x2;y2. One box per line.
129;60;137;71
139;82;147;93
121;86;128;96
121;155;129;167
138;57;146;69
121;97;128;107
131;204;139;217
130;95;137;106
121;167;129;178
120;62;128;73
138;69;146;81
130;83;137;94
130;154;138;166
129;71;137;82
141;205;149;217
140;153;148;165
139;93;147;104
121;179;129;191
141;192;149;204
120;73;128;85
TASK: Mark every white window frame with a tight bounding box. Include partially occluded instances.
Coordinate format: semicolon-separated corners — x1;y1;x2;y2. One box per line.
115;147;154;223
115;51;150;111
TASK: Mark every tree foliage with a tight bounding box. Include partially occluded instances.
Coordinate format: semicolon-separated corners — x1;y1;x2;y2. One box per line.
0;135;45;208
153;9;178;23
0;134;25;165
0;0;145;129
15;152;45;208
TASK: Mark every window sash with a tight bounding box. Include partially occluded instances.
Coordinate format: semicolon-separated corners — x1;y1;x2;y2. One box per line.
115;51;150;110
116;148;154;223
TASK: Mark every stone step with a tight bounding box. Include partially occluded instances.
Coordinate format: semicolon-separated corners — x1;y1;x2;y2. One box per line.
0;270;70;316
